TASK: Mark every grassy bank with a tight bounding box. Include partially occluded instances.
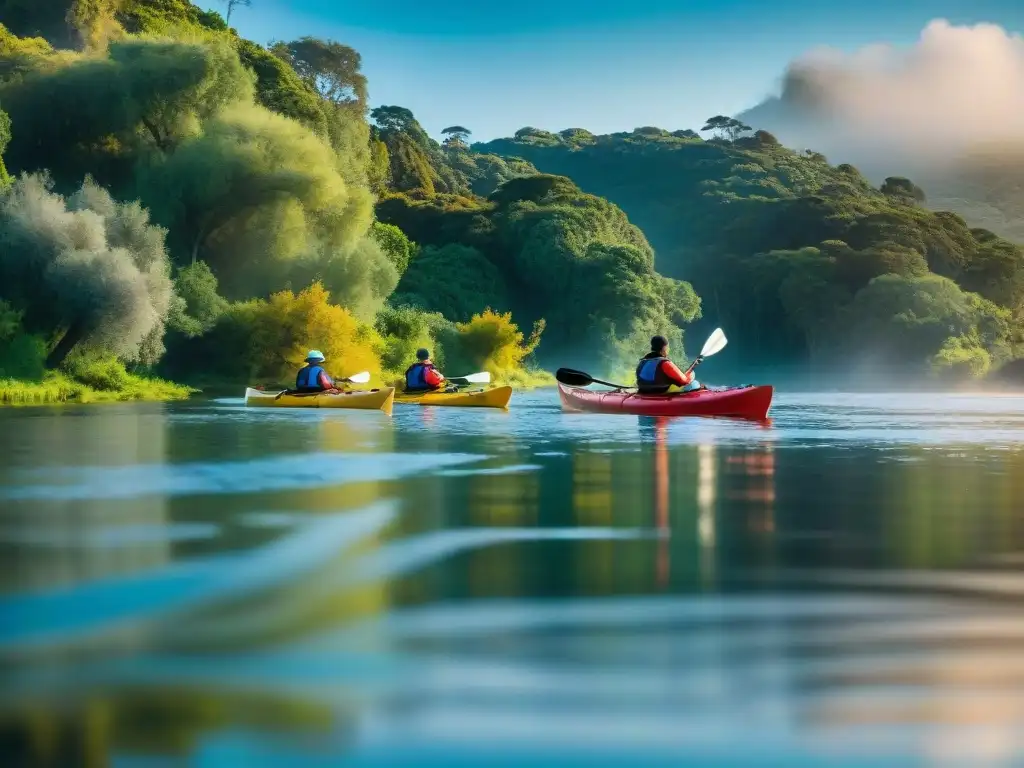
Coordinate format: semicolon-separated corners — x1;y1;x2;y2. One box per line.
0;371;195;406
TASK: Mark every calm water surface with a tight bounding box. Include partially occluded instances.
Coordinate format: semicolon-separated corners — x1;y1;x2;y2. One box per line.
3;389;1024;767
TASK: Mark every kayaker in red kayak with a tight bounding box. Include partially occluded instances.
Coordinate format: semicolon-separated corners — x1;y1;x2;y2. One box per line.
636;336;701;395
405;348;446;392
295;350;339;393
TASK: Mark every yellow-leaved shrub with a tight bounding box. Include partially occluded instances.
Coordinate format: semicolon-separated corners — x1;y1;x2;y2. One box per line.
441;309;546;383
233;282;384;386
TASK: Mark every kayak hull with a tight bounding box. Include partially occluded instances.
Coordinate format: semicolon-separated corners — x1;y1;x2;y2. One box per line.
396;386;512;409
244;387;395;415
557;383;773;420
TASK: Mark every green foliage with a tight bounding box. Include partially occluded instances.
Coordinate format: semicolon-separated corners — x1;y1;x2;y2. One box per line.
489;173;579;206
235;38;327;134
370;105;539;199
513;127;560;146
478;124;1024;375
701;115;752;141
167;282;385;387
134;102;379;300
270;37;366;108
559;127;595;145
367;137;390;194
371;221;414;275
0;331;47;379
376;192;493;251
0;12;553;395
445;151;535;197
932;335;991;380
374;161;701;373
0;367;192;404
0;36;255;184
118;0;228;35
64;354;132;391
0;22;57;81
0;299;46;379
0;0;118;49
374;303;446;375
0;106;9;185
384;130;438;195
371;105;422;137
168;260;227;337
490;176;699;371
394;243;508;322
881;176;927;204
0;30;386;311
441;125;470;150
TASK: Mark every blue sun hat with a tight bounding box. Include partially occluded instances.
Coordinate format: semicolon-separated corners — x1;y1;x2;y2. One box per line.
306;350;325;362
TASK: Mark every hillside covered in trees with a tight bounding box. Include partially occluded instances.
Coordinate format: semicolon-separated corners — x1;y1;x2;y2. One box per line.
0;0;704;399
476;125;1024;381
1;0;1023;399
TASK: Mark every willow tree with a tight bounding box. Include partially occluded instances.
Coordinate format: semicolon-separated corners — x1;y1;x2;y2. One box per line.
0;174;174;367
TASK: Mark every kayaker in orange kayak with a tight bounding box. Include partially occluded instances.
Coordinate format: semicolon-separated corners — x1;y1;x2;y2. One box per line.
295;350;339;393
405;348;446;392
636;336;700;394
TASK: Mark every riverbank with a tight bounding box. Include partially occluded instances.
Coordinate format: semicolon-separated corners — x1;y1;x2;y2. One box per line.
0;371;195;406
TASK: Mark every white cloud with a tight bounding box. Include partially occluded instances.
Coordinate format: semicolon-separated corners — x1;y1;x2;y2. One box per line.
741;20;1024;169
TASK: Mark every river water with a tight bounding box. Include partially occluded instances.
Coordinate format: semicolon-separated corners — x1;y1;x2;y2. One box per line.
2;390;1024;766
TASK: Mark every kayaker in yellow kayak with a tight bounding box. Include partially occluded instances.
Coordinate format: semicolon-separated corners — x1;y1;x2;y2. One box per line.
404;348;446;392
636;336;700;394
296;350;340;393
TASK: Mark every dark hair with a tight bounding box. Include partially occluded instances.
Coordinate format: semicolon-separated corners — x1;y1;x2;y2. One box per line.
416;348;430;360
650;335;668;352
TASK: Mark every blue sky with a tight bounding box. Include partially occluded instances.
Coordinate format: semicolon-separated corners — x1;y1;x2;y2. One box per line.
196;0;1023;142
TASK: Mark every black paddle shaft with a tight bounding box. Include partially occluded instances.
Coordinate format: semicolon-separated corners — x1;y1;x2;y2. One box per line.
555;368;630;390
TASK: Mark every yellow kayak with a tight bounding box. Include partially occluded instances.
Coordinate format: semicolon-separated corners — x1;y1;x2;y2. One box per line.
244;387;395;415
395;386;512;409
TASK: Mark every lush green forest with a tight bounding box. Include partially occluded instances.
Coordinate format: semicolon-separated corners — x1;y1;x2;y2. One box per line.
475;125;1024;381
0;0;704;401
1;0;1022;402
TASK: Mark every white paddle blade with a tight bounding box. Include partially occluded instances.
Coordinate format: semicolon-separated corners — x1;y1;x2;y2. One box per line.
700;328;728;357
346;371;371;384
455;372;491;384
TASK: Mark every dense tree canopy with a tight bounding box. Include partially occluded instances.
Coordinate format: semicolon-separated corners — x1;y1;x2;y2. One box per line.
2;0;1022;391
377;172;702;372
476;122;1024;376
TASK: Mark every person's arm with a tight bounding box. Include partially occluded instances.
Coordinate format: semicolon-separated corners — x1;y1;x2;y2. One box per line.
318;370;335;390
424;367;445;388
661;360;693;387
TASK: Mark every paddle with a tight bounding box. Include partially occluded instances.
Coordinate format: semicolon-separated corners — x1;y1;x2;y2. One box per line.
685;328;728;374
275;370;372;399
555;368;630;390
447;372;491;387
555;328;729;390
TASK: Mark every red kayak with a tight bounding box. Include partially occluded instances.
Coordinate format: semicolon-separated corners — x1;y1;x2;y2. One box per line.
557;383;774;420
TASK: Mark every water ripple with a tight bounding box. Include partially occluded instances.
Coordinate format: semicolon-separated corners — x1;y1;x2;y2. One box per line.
0;502;396;656
0;452;483;501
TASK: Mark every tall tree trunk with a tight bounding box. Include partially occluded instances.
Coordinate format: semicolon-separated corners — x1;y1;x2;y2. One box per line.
46;323;87;369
